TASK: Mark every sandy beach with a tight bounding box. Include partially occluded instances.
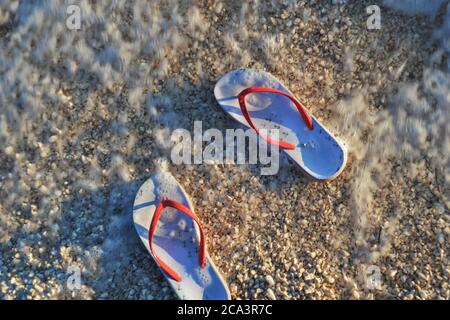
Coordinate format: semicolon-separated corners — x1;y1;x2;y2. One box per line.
0;0;449;299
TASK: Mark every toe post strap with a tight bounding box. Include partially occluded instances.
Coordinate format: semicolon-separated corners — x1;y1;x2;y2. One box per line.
148;198;206;282
237;86;314;150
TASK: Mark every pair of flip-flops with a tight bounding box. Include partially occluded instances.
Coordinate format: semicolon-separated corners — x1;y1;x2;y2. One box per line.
133;69;347;300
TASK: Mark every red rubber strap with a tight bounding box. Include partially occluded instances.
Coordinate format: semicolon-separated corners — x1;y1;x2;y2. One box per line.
237;87;314;150
148;198;206;282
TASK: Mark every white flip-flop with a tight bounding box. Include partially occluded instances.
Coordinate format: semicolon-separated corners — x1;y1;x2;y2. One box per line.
214;68;347;180
133;171;231;300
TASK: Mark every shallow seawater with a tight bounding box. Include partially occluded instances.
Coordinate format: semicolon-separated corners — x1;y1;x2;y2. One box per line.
0;0;448;300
